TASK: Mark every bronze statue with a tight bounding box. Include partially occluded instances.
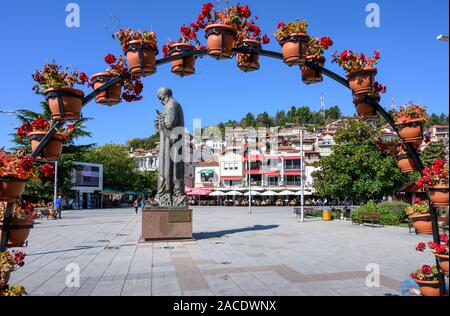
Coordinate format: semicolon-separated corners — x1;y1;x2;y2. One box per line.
154;88;188;207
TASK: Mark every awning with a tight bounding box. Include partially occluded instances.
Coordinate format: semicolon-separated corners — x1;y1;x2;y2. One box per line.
283;156;301;160
244;191;262;196
277;190;295;196
284;171;301;176
261;191;277;196
225;191;244;196
188;188;213;196
221;177;242;181
265;171;281;177
244;155;263;161
99;188;123;195
200;170;215;176
210;191;226;197
244;170;263;175
294;190;313;196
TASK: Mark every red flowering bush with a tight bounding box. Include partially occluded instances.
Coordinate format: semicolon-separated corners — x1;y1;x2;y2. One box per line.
92;54;144;102
391;103;429;123
416;234;449;256
0;201;34;220
306;36;333;57
195;1;252;30
274;19;308;42
0;151;37;180
331;50;381;73
162;24;204;58
113;29;158;51
16;119;77;142
417;160;449;188
39;164;55;178
411;265;440;281
0;250;27;295
32;63;88;94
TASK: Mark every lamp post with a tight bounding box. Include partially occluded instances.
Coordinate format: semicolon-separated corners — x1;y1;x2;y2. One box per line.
53;161;58;209
299;128;305;222
437;35;449;42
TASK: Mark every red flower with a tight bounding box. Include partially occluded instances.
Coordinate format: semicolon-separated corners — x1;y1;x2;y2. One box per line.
31;118;50;132
434;160;445;168
79;72;88;84
421;265;432;274
262;34;270;45
416;242;426;252
133;79;144;94
277;22;286;29
374;50;381;58
440;233;449;244
104;54;117;65
320;36;333;48
414;198;421;205
19;156;34;172
40;163;55;178
237;5;251;18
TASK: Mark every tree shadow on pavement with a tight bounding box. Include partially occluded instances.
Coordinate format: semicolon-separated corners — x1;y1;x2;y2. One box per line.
194;225;279;240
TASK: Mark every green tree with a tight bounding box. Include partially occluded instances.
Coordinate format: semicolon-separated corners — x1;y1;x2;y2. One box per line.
275;110;287;127
312;119;410;202
421;140;447;167
256;112;274;128
325;106;342;120
240;113;256;128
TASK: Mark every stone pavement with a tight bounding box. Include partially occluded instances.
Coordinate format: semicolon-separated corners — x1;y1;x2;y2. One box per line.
8;207;435;296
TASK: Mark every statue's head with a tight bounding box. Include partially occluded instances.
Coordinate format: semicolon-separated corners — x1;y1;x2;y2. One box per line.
157;87;173;104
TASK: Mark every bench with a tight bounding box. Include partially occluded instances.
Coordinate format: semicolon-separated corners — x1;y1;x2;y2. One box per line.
352;212;384;227
294;207;315;218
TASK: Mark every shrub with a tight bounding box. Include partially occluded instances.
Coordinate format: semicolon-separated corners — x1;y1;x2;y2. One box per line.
378;200;410;221
353;201;408;226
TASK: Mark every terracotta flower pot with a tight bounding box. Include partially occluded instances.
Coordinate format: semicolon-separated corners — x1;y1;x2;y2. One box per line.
169;43;196;77
45;88;84;121
395;118;424;143
395;151;417;173
279;33;309;66
301;55;325;84
353;95;380;119
0;179;26;202
0;218;33;248
346;67;377;96
435;254;449;276
125;40;157;77
28;132;64;161
409;214;433;235
415;279;441;296
205;24;237;60
427;186;449;207
90;72;122;106
236;39;261;72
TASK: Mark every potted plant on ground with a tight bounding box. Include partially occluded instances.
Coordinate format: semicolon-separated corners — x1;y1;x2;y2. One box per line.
32;63;88;121
114;29;158;77
417;160;449;207
90;54;144;105
416;234;449;276
391;103;429;143
406;199;432;235
0;250;26;296
301;36;333;84
0;202;35;247
275;19;309;66
410;265;441;296
162;24;205;77
332;50;381;97
195;2;244;60
0;151;36;202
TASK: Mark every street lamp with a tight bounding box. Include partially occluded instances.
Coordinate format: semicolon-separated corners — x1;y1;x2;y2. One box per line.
437;35;449;42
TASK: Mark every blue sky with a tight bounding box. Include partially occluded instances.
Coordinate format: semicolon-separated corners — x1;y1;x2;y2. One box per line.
0;0;448;150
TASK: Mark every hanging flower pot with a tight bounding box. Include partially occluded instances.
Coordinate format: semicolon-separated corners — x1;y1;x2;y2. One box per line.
395;150;417;173
301;55;325;84
205;24;237;60
278;34;309;66
346;67;377;96
427;186;449;207
395;119;425;143
90;72;122;106
353;95;380;119
236;39;261;72
28;132;64;162
124;40;158;77
435;254;449;276
409;214;433;235
168;43;196;77
0;218;33;248
415;280;441;296
0;179;26;203
44;88;84;121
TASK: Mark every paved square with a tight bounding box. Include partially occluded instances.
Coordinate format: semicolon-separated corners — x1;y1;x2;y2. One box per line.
9;207;434;296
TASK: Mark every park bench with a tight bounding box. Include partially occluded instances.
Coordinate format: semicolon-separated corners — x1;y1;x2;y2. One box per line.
351;212;384;227
294;207;316;218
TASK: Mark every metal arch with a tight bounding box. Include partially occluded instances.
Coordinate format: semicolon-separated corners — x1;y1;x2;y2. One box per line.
1;47;446;296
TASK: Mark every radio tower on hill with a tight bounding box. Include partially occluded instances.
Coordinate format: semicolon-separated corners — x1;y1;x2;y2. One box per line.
320;93;326;118
391;97;396;112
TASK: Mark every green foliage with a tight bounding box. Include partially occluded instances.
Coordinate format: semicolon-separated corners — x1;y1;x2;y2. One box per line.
421;140;447;167
312;119;410;202
377;200;410;220
127;133;160;151
425;113;449;128
353;200;410;226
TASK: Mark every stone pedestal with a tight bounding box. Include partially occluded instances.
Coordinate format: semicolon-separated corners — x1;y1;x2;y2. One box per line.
141;207;193;242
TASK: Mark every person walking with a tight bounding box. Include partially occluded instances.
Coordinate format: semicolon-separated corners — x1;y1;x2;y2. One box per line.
55;195;63;219
133;199;139;214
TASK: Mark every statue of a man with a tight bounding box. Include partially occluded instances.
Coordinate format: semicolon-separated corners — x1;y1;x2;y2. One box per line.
154;88;188;207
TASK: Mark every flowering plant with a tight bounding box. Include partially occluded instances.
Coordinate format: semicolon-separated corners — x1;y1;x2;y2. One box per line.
417;160;449;188
238;19;269;44
0;151;36;180
195;2;251;30
0;201;35;220
16;119;77;142
99;54;144;102
32;63;88;94
0;251;26;285
162;24;205;58
306;36;333;57
0;285;27;296
416;234;449;256
331;50;381;73
405;199;429;216
39;163;55;178
375;134;401;155
113;29;158;51
391;103;429;123
411;265;440;282
274;19;309;41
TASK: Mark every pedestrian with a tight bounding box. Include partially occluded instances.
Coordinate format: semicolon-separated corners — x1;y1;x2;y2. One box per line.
55;195;63;219
133;199;139;214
